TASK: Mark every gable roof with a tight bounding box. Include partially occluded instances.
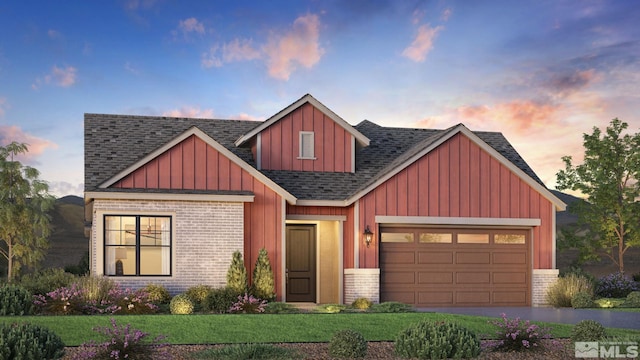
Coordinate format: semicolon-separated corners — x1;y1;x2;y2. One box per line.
234;93;370;147
84;103;565;211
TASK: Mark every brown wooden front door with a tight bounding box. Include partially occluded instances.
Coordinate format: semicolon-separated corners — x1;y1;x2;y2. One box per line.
286;225;316;302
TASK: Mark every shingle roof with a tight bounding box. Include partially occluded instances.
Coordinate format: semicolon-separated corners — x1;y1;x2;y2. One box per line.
84;114;545;202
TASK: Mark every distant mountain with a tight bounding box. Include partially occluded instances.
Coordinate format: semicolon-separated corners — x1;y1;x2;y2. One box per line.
551;189;581;227
57;195;83;206
43;196;87;269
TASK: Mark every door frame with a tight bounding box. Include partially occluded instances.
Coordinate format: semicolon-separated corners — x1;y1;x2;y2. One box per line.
285;223;317;302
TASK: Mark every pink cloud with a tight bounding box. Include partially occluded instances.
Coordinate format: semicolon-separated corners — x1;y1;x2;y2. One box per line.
231;113;261;121
263;14;324;80
163;107;215;118
32;65;77;89
456;100;561;133
442;8;453;21
402;24;443;62
223;38;261;62
179;17;205;34
0;125;58;161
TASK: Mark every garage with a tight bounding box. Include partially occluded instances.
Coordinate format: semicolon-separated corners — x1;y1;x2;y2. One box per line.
380;227;531;307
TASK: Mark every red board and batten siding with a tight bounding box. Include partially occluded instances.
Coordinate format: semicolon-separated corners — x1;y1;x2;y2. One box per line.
111;135;285;297
260;103;353;172
358;133;554;270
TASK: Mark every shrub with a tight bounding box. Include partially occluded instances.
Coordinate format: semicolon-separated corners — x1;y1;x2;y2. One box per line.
633;272;640;282
64;251;90;276
560;266;597;285
18;268;77;296
264;302;301;314
169;293;194;315
144;283;171;304
0;322;65;360
203;286;240;313
488;313;551;351
227;250;248;294
190;343;298;359
351;297;373;310
73;318;169;360
546;273;594;307
252;248;276;300
596;272;639;298
329;329;368;359
395;320;481;359
571;320;606;342
314;303;347;313
185;284;212;305
369;301;414;313
0;284;34;315
74;275;118;305
571;292;595;309
229;293;267;314
622;291;640;308
594;298;625;308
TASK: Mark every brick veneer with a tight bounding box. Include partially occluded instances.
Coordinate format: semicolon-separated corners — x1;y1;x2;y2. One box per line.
344;268;380;304
532;269;559;307
91;199;244;295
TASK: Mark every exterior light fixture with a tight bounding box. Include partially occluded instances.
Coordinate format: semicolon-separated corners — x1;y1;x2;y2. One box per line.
364;226;374;248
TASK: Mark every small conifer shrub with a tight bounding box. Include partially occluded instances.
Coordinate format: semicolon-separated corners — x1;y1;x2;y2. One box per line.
227;250;248;294
252;248;276;300
0;284;34;315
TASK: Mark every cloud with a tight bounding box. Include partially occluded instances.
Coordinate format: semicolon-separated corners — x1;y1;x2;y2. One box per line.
32;65;77;89
0;98;8;117
124;0;157;11
173;17;206;40
201;39;261;68
458;100;562;133
162;107;215;118
263;14;324;80
0;125;58;162
402;24;443;62
47;29;62;39
442;8;452;21
232;113;261;121
547;69;599;98
124;62;140;75
47;181;84;197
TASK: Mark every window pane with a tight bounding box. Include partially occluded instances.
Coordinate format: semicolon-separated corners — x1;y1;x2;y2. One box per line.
381;232;414;243
458;233;489;244
140;247;170;275
105;246;136;275
420;233;452;243
495;234;526;244
300;132;314;158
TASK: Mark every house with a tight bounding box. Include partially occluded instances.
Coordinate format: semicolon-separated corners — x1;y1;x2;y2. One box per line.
84;94;566;307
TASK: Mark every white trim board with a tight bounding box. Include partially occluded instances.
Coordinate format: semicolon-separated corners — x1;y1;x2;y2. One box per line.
375;216;541;227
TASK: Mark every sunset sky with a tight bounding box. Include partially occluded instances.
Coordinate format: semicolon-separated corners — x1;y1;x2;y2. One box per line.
0;1;638;197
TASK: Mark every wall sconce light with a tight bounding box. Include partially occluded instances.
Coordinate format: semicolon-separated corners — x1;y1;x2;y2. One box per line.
364;226;373;248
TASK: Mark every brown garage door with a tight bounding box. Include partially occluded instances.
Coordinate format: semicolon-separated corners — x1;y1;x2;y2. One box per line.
380;227;530;307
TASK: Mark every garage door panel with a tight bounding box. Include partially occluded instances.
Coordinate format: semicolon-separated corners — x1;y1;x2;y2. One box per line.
419;272;453;284
418;251;453;264
381;251;415;265
457;291;490;304
418;291;453;304
382;271;415;284
457;272;490;284
493;252;527;264
457;252;490;264
493;291;527;304
493;272;527;284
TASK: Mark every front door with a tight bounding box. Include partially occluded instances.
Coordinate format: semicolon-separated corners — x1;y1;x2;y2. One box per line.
286;225;316;302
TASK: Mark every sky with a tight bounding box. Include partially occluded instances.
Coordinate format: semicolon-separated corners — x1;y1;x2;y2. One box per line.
0;0;638;198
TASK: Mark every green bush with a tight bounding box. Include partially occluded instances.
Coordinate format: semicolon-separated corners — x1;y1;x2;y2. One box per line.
143;283;171;304
170;293;194;315
546;273;594;307
571;291;595;309
395;320;481;359
369;301;414;313
622;291;640;308
185;284;212;305
329;329;367;359
227;251;248;294
571;320;606;342
263;302;301;314
252;248;276;301
203;286;240;313
73;275;118;304
0;284;34;315
18;268;77;296
313;303;347;313
351;297;373;310
595;298;625;308
0;322;65;360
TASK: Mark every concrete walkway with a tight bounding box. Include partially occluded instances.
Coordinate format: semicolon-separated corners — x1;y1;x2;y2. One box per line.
417;307;640;330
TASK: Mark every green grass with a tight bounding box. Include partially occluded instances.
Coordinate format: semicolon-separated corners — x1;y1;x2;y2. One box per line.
2;313;639;346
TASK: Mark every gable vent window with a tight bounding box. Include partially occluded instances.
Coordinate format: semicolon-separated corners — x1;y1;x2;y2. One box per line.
299;131;316;159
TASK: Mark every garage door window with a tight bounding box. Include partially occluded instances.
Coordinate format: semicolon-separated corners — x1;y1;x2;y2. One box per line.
495;234;526;244
381;232;414;243
420;233;452;243
458;233;489;244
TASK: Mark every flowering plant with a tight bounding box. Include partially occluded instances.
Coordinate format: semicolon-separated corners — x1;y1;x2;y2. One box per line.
228;293;267;314
487;313;552;351
73;318;170;360
596;272;639;298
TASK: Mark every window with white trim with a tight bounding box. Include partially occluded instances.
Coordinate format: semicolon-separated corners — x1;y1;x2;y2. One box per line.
104;215;172;276
299;131;315;159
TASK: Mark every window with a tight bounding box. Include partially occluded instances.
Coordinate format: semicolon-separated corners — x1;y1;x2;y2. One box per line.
104;215;171;276
420;232;452;243
299;131;315;159
494;234;526;244
457;233;489;244
381;232;414;243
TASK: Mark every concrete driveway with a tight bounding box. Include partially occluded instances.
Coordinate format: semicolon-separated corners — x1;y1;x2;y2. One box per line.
417;307;640;330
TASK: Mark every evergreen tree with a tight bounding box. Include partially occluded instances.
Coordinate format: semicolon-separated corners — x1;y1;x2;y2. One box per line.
226;250;247;293
252;248;275;300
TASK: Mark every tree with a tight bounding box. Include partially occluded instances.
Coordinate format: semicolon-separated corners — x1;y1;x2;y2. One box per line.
556;118;640;273
226;250;247;293
0;142;55;281
252;248;275;300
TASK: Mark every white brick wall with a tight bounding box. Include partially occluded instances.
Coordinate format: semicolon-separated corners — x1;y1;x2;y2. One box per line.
532;269;559;307
91;199;244;295
344;268;380;304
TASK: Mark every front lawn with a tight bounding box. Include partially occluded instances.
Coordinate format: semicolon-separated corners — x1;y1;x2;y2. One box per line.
2;313;639;346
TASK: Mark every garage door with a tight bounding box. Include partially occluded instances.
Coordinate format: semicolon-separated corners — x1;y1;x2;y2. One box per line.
380;227;530;307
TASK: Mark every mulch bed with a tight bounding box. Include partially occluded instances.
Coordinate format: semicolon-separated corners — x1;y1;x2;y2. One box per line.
62;339;574;359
